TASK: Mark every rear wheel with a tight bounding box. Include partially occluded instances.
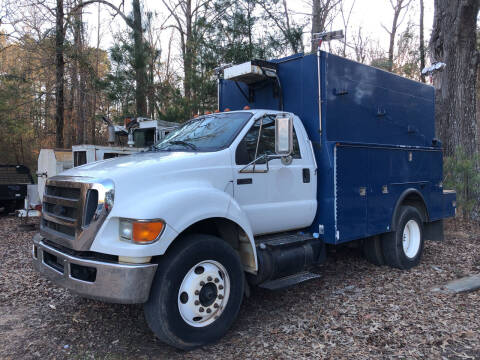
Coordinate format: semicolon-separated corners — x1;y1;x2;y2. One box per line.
144;234;244;350
382;206;424;269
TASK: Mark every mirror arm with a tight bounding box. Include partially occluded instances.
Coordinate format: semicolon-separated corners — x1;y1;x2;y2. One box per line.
239;154;280;173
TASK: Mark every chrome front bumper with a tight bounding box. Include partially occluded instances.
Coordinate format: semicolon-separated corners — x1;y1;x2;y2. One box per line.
32;233;157;304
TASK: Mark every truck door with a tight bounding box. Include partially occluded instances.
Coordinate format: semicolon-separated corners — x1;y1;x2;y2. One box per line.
335;145;368;242
232;115;317;235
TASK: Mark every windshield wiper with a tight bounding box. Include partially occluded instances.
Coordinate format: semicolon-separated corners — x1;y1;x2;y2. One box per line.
165;140;199;151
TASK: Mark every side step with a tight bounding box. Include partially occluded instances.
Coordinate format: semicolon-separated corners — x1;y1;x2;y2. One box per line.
256;232;315;248
259;271;321;290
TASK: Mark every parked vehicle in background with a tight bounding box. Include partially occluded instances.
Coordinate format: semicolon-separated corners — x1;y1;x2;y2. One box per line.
0;165;34;214
72;117;179;167
32;49;456;349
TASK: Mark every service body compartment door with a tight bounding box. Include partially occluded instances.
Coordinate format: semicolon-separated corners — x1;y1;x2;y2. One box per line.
335;145;368;242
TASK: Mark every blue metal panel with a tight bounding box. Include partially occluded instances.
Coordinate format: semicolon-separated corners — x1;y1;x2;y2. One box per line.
336;146;368;241
334;144;446;242
323;52;435;147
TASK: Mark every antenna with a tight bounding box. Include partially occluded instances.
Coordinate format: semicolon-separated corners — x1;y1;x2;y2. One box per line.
312;30;344;50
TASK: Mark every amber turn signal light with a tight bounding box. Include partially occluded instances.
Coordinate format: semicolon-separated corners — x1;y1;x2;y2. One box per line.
132;221;165;243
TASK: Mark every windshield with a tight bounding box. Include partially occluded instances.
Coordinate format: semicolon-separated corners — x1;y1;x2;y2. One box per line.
153;112;252;152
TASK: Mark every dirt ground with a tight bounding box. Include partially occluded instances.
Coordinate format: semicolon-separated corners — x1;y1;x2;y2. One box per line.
1;216;479;359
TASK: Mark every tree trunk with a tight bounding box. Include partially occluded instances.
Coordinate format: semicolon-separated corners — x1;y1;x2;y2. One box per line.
310;0;338;52
148;58;155;118
132;0;147;116
429;0;479;156
387;0;402;72
282;0;297;53
419;0;426;83
55;0;64;148
311;0;322;52
79;70;87;143
79;10;87;144
184;0;193;102
91;0;101;144
247;0;253;59
73;0;87;144
67;59;77;147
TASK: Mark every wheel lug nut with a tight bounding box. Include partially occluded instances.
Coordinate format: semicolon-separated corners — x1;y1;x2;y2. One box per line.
218;294;223;299
214;303;219;308
195;290;199;295
206;308;212;313
214;278;219;283
199;307;204;312
200;281;205;286
195;300;200;305
207;276;212;281
219;285;224;290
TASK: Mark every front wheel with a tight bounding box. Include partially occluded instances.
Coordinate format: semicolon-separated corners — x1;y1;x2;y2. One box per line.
144;234;244;350
382;206;424;269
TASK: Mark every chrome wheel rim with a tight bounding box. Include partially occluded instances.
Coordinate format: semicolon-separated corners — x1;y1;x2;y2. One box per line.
178;260;230;327
402;219;421;259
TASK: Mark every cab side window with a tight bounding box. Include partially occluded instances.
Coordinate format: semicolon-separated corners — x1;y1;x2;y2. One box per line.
235;116;301;165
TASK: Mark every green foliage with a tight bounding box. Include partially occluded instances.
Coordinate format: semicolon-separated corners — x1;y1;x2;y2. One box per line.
444;148;480;219
103;34;137;122
101;0;311;123
370;57;391;71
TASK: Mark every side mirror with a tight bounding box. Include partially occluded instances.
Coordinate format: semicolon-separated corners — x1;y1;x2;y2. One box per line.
275;114;293;156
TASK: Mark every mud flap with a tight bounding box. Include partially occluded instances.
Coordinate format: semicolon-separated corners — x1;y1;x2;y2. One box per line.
424;219;444;241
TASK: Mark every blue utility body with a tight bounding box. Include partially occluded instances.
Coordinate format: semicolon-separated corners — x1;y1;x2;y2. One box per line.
219;51;456;244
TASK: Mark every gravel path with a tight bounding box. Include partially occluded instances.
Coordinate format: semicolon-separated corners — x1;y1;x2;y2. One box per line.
1;216;479;359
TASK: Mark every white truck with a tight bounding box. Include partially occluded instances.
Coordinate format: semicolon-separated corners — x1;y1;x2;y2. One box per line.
32;52;456;349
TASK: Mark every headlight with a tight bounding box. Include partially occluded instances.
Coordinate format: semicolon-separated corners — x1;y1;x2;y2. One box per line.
119;218;165;244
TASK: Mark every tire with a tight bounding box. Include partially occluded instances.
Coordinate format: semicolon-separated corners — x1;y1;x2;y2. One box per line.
5;200;17;214
382;206;424;269
363;235;385;266
144;234;245;350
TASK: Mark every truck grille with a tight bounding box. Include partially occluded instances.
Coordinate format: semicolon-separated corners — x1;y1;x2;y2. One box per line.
42;183;82;240
42;218;76;238
40;176;114;251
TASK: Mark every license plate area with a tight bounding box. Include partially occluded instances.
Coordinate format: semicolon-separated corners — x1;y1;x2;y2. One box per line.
43;251;64;274
70;263;97;282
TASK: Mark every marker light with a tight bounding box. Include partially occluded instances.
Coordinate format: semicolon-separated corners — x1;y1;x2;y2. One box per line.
224;108;230;112
205;111;212;115
215;109;220;113
119;219;165;244
243;105;251;110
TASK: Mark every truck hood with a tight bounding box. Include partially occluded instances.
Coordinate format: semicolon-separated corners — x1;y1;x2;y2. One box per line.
63;150;197;178
60;150;233;198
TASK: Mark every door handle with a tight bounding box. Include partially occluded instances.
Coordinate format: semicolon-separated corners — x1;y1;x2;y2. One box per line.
237;178;252;185
302;169;310;183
